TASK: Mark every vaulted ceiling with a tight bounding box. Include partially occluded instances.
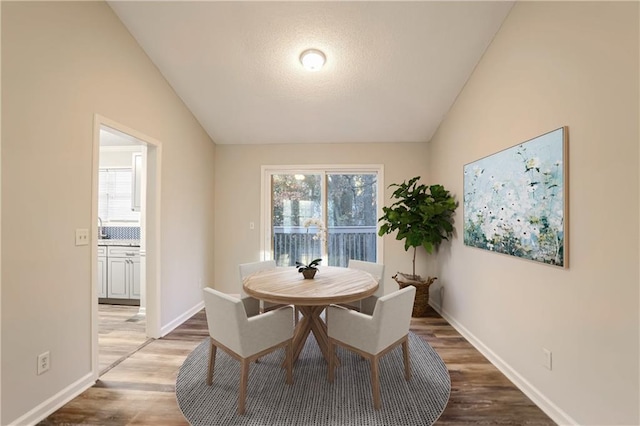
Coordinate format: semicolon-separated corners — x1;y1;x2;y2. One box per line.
108;1;513;145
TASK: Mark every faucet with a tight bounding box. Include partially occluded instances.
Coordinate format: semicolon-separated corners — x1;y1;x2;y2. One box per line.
98;217;106;239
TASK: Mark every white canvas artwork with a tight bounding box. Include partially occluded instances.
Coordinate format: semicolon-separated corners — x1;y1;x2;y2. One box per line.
463;127;568;267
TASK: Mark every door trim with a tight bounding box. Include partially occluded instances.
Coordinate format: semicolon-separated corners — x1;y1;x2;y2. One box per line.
91;114;163;381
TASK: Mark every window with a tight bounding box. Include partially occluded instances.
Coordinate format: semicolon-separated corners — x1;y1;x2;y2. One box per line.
263;165;383;267
98;168;140;223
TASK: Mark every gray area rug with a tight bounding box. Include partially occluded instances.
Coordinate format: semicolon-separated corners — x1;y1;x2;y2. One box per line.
176;332;450;425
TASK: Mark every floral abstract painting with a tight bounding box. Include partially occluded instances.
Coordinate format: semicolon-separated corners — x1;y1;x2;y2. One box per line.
463;127;568;267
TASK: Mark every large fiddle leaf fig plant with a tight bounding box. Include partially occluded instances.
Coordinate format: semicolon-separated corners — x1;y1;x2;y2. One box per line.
378;176;457;279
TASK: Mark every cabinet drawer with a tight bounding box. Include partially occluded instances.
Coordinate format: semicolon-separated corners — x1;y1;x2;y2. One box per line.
97;246;107;256
107;246;140;257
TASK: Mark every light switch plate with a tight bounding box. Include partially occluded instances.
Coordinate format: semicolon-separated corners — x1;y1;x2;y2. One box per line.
75;229;89;246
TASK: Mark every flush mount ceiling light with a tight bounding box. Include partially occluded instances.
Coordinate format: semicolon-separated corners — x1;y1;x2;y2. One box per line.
300;49;326;71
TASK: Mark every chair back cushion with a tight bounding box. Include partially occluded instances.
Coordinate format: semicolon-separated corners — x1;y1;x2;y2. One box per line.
348;259;385;298
203;288;247;354
239;260;277;280
371;285;416;353
239;260;277;297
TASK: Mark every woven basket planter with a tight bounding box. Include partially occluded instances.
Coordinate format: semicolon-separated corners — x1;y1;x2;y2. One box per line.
393;272;437;317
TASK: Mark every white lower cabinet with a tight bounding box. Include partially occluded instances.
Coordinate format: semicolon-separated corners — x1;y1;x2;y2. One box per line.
104;246;140;300
130;258;141;299
97;246;107;298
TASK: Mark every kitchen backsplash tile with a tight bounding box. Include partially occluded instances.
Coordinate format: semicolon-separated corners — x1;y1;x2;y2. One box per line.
103;226;140;240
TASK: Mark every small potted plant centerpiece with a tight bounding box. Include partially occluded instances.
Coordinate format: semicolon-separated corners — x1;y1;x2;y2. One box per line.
296;258;322;279
294;218;326;279
378;176;457;316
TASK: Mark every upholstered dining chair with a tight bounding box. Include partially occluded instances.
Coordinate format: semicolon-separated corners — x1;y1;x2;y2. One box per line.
344;259;385;314
203;288;294;415
239;260;284;313
240;260;301;323
327;285;416;410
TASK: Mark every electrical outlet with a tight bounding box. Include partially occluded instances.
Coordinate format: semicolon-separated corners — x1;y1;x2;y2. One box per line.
542;348;552;370
37;351;50;375
249;222;255;230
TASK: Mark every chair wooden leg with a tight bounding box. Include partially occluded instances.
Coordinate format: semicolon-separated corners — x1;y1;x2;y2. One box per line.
327;339;335;383
370;355;381;410
402;337;411;381
206;339;216;386
238;359;249;415
285;341;293;385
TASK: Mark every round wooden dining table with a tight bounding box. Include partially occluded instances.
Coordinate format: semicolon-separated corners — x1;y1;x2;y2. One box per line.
242;266;378;364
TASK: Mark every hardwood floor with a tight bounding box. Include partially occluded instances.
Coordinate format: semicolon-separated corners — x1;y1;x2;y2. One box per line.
41;306;554;425
98;304;150;375
412;309;554;425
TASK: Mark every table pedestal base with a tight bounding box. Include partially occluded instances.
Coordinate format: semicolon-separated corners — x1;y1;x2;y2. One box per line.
289;305;337;365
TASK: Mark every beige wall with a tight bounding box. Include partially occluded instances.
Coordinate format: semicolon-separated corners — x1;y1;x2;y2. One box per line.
428;2;639;425
1;2;215;424
214;142;430;294
0;3;3;422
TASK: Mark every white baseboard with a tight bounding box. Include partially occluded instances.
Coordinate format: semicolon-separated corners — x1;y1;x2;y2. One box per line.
160;300;204;337
429;300;577;426
8;372;95;426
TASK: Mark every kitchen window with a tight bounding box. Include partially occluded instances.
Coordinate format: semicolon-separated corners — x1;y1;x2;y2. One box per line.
98;168;141;223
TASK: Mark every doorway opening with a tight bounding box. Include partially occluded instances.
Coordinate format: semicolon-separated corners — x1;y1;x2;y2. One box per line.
91;115;162;379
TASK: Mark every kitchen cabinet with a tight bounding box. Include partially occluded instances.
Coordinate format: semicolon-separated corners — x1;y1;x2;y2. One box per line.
97;246;107;298
130;257;141;299
106;246;140;300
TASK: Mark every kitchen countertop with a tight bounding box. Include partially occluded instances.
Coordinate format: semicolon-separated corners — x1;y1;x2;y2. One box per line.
98;239;140;247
